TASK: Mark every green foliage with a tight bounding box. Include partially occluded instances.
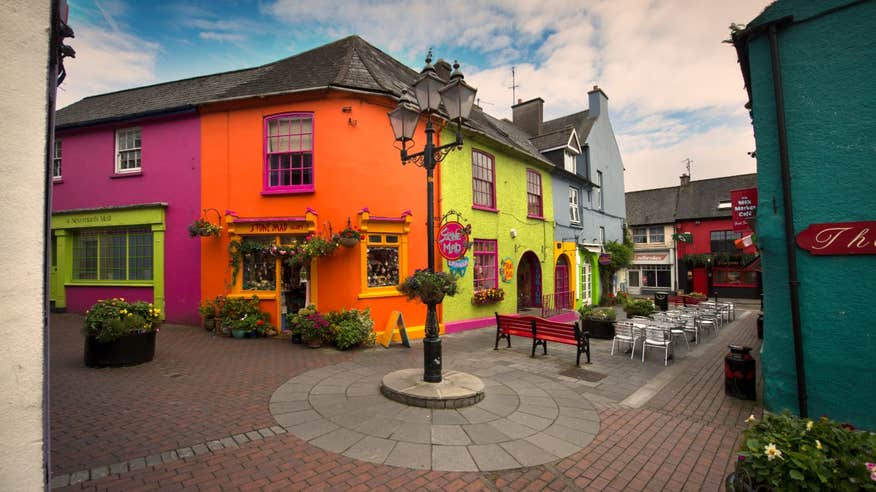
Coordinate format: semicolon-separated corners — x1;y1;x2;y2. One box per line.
471;288;505;305
188;218;221;238
398;269;458;304
214;295;273;336
83;298;162;343
735;411;876;491
577;304;594;319
325;308;375;350
286;305;331;343
199;298;218;320
580;306;616;321
624;299;656;318
228;234;338;285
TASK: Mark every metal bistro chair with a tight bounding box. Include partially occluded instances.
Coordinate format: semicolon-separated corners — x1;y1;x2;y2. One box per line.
697;310;719;337
680;314;700;344
611;321;640;360
666;319;690;352
642;325;672;366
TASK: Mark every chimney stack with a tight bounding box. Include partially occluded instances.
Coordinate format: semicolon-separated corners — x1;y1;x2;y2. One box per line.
588;85;608;119
511;97;544;136
680;174;690;186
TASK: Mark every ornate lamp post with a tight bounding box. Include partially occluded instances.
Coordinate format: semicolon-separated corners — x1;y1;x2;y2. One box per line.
387;53;476;383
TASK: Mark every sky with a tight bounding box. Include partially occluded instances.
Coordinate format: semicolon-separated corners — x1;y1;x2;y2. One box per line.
59;0;768;191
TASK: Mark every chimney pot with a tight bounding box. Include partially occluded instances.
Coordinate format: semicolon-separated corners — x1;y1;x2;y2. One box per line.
680;174;691;186
518;98;522;104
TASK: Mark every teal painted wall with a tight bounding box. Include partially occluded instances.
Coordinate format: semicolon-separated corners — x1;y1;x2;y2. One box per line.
439;129;555;323
744;0;876;429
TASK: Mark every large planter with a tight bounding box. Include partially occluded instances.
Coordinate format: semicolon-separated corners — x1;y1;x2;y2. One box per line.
231;329;247;339
84;331;156;367
583;318;615;339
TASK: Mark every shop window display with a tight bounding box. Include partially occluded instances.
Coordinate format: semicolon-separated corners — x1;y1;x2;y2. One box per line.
242;237;276;291
367;234;400;288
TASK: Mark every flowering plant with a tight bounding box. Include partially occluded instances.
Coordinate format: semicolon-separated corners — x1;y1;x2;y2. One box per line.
399;269;458;304
188;218;222;238
287;305;331;343
84;298;162;343
471;287;505;305
732;411;876;491
228;235;338;284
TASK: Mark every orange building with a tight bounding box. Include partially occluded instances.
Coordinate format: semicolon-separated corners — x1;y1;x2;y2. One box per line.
198;37;435;338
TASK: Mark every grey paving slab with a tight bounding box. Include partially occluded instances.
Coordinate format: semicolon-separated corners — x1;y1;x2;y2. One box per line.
457;406;497;424
308;428;365;453
269;400;312;414
468;443;522;471
517;403;559;419
89;465;109;480
128;457;147;469
354;416;403;439
390;421;432;444
500;439;559;467
274;409;323;427
50;474;70;488
476;394;519;416
109;461;129;474
383;441;432;470
431;425;471;445
432;445;478;472
343;436;396;463
554;415;600;434
431;409;469;425
463;423;512;444
329;411;374;429
395;405;433;423
506;411;553;430
310;384;348;395
525;432;582;458
285;419;339;441
69;471;89;485
558;405;599;422
543;423;597;447
486;418;538;440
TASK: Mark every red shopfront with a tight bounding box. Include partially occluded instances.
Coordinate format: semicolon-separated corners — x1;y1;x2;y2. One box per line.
674;218;760;299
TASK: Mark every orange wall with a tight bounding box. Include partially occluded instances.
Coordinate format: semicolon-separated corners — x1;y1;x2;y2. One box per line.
199;92;431;334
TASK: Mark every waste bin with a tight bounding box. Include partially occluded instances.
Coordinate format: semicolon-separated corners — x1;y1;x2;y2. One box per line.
653;291;669;311
725;345;756;400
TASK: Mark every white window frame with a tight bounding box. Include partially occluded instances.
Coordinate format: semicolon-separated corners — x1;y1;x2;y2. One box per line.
115;127;142;174
632;227;647;244
564;151;576;174
648;226;664;243
599;226;606;244
718;200;732;210
594;170;604;210
53;139;62;180
580;258;591;303
569;187;580;224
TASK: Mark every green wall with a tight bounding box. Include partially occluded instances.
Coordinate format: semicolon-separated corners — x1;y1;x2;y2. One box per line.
742;0;876;429
439;129;555;323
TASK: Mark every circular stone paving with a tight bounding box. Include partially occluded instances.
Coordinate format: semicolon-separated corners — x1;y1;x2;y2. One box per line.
269;361;600;471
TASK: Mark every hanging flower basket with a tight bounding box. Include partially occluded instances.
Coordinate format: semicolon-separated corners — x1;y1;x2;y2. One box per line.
338;236;359;248
333;219;362;248
188;218;222;238
399;269;458;305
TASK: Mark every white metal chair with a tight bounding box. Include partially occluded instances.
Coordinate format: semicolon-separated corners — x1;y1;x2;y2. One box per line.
697;310;718;337
667;319;690;352
642;325;672;365
611;321;639;359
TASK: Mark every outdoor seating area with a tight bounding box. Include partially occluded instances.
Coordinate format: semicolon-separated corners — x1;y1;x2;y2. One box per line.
612;301;737;365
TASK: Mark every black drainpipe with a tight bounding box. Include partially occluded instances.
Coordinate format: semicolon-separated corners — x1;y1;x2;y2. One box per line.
768;23;808;418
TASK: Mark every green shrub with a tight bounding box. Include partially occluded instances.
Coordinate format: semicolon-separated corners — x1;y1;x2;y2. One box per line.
325;308;375;350
287;305;330;343
624;299;656;318
733;411;876;491
579;306;615;321
84;298;161;343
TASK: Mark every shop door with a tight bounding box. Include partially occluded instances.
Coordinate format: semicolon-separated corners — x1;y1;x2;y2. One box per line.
693;268;708;295
49;234;60;308
280;235;310;325
517;251;542;311
554;255;570;309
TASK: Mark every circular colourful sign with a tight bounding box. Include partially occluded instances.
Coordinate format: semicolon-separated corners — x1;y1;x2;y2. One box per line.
598;253;612;265
437;221;469;260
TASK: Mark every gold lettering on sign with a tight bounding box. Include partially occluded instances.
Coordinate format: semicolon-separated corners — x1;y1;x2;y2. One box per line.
811;227;852;250
847;228;870;249
246;222;307;233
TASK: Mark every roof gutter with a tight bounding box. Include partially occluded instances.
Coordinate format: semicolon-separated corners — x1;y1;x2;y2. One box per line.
197;84;399;107
56;106;197;131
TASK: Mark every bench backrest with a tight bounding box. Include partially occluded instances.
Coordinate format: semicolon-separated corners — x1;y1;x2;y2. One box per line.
496;313;582;341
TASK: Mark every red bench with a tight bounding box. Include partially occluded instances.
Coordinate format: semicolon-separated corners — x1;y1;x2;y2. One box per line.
494;313;591;366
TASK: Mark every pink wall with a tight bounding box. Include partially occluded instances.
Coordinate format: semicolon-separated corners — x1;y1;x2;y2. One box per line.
54;113;201;324
66;286;153;315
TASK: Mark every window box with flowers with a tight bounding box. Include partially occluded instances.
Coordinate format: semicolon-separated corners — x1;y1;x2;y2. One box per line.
472;287;505;305
83;298;162;367
727;411;876;491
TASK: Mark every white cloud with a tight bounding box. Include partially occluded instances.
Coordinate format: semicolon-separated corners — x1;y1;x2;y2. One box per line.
57;23;160;108
199;32;247;42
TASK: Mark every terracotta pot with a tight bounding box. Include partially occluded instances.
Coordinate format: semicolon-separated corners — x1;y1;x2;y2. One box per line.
84;331;156;367
307;339;322;348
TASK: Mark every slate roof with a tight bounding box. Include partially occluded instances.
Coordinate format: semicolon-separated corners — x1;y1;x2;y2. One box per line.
626;173;758;225
625;186;678;226
675;173;757;220
468;109;554;168
542;110;596;144
56;36;418;129
529;127;575;152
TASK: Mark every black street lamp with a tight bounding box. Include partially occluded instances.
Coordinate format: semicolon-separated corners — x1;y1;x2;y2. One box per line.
387;54;476;383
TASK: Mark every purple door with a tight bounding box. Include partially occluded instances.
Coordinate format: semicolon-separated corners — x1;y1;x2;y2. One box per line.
517;251;542;311
555;255;570;309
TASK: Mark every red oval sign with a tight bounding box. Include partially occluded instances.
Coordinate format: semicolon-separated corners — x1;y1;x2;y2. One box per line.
598;253;612;265
437;221;469;260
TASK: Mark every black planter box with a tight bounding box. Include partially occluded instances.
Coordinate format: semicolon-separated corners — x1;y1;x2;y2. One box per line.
84;331;156;367
583;318;615;339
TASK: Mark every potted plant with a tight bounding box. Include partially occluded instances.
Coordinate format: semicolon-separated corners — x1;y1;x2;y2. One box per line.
324;308;376;350
729;411;876;491
199;298;219;331
624;299;656;318
188;217;222;238
217;295;263;336
333;218;362;247
471;287;505;305
578;304;616;339
287;305;330;348
83;298;162;367
398;269;458;304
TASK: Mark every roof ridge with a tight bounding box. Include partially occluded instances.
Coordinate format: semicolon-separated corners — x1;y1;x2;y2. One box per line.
543;110;589;125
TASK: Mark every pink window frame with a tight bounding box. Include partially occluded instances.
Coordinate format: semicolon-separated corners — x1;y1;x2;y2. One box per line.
471;149;497;211
473;239;498;290
526;169;543;218
263;112;315;194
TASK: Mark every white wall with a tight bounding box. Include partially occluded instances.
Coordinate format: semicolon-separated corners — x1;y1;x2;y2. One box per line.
0;1;50;490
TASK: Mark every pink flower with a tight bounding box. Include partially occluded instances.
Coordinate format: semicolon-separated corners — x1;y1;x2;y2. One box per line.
866;463;876;481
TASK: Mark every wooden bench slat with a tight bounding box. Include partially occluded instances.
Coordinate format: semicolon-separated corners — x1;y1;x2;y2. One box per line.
494;313;590;366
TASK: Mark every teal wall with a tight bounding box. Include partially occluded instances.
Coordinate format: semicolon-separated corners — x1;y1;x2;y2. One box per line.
743;0;876;429
439;129;555;323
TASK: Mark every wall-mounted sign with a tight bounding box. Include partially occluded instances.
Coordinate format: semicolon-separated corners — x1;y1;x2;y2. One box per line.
447;258;469;277
598;253;612;265
437;221;469;260
796;221;876;255
500;257;514;283
672;232;693;243
731;188;758;231
634;253;667;262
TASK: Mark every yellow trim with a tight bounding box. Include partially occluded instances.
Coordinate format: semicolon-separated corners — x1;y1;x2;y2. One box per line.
227;293;277;300
358;210;412;296
357;289;404;300
553;241;578;296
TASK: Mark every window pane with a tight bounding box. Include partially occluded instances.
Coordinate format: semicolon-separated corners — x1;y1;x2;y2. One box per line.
633;227;647;243
264;115;313;189
242;237;276;290
472;151;494;207
473;239;497;290
128;232;153;280
657;269;671;287
367;246;399;287
73;232;98;280
649;226;664;243
99;231;126;280
628;270;639;287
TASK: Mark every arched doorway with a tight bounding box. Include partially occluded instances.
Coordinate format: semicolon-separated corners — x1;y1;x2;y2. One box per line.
554;254;571;309
517;251;542;311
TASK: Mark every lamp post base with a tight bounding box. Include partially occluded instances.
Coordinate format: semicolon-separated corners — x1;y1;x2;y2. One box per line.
423;337;442;382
